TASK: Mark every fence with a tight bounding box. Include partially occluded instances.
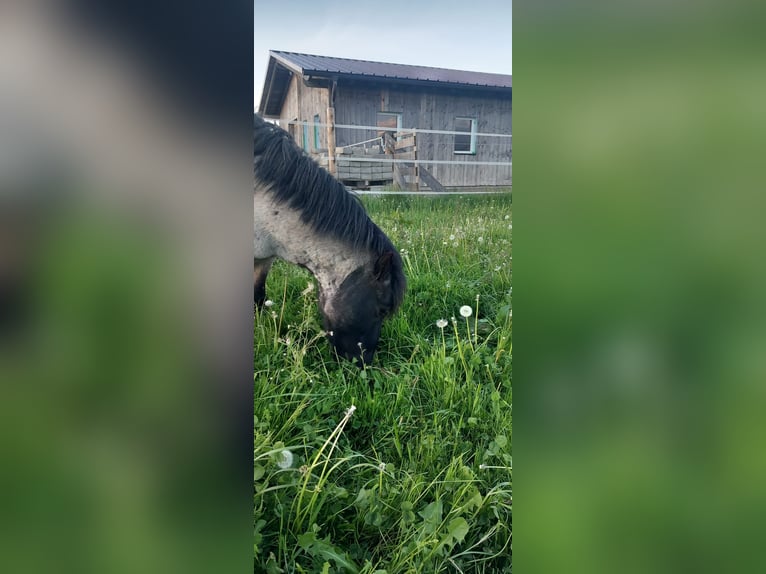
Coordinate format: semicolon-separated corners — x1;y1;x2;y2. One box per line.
282;121;512;191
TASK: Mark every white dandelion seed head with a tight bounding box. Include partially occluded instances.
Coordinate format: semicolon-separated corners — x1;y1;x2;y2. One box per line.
264;300;274;307
460;305;473;318
379;462;386;472
271;311;277;319
504;215;510;220
479;464;487;470
449;234;455;241
477;237;484;243
276;450;293;469
436;319;448;329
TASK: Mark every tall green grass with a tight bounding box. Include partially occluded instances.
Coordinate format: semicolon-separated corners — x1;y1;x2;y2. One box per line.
255;195;512;573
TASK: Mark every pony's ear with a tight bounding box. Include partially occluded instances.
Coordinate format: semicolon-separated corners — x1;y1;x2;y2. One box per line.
374;251;395;282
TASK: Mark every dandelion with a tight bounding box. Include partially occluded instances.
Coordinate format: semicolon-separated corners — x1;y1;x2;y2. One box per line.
264;300;274;307
504;215;510;220
479;464;487;470
460;305;473;318
379;462;386;472
449;234;455;241
276;450;293;469
436;319;448;329
478;236;484;243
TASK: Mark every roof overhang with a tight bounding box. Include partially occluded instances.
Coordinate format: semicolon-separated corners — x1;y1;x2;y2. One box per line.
257;55;297;118
257;52;512;117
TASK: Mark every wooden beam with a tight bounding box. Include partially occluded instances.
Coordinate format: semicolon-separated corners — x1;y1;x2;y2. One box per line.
418;166;446;193
326;106;337;176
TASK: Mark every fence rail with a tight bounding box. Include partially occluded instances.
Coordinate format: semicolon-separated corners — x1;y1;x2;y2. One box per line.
280;120;512;190
282;121;512;139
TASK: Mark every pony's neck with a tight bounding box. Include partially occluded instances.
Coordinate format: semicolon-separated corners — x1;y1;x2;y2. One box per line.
254;192;371;296
300;238;371;302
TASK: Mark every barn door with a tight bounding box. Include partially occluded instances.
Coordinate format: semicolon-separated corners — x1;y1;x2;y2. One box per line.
287;119;298;143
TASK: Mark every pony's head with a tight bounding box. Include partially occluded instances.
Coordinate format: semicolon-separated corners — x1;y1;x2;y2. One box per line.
319;250;405;365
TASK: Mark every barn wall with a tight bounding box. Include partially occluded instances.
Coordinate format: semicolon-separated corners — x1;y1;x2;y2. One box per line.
278;76;329;162
333;83;512;187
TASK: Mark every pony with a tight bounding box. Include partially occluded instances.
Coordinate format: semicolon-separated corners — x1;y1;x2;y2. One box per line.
253;114;406;365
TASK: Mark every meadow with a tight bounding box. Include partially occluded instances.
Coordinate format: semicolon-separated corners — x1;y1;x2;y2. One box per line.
254;194;512;573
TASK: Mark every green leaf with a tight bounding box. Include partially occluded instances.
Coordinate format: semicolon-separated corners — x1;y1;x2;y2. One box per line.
254;519;266;550
465;489;483;512
354;488;371;509
254;464;265;481
297;528;360;573
447;517;470;545
297;531;318;550
419;499;443;523
265;552;284;574
364;508;382;527
495;435;508;448
418;499;443;534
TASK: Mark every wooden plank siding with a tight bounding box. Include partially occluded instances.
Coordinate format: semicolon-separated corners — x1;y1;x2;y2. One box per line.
277;76;330;167
333;83;511;188
275;78;511;188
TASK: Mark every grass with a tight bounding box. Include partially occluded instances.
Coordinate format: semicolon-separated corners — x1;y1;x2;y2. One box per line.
254;194;512;573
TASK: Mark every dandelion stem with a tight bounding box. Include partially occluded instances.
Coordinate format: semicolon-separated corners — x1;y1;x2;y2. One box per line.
293;404;357;530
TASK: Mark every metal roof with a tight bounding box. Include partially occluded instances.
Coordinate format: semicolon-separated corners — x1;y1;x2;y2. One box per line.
258;51;512;117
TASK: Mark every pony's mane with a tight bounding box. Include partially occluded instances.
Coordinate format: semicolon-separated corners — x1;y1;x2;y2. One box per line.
254;114;405;312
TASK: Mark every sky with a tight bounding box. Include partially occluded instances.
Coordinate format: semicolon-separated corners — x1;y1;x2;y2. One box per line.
254;0;512;110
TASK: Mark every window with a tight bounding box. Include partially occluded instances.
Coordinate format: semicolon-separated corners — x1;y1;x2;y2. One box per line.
377;112;402;135
302;121;310;152
454;117;477;154
313;114;321;150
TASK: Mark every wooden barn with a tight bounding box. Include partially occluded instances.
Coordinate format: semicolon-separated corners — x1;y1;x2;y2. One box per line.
257;51;512;190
